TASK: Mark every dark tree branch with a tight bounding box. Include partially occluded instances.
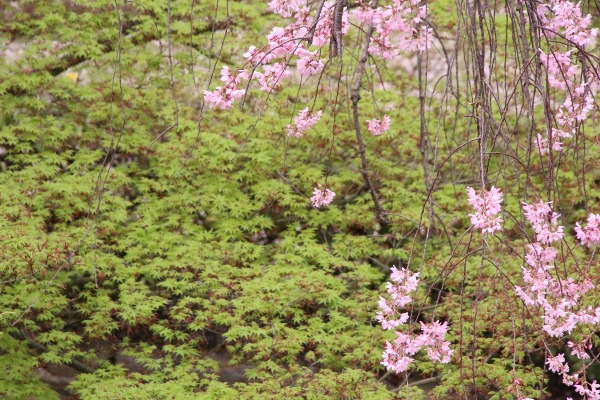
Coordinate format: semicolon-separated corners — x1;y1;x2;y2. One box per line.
330;0;347;58
306;0;327;46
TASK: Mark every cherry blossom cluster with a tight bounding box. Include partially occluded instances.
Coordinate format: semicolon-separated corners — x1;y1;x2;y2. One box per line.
575;213;600;246
287;108;323;137
515;201;600;337
547;352;600;400
310;184;335;208
378;267;453;373
204;66;249;109
466;186;503;235
205;0;434;111
205;0;348;110
534;0;598;155
515;202;600;399
366;115;391;135
522;200;563;244
536;0;598;47
353;0;433;59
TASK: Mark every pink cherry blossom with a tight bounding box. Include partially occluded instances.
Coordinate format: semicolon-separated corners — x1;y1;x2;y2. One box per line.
366;115;391;135
522;200;563;244
203;85;245;109
378;267;453;373
420;321;453;363
297;52;325;77
575;381;600;400
266;27;302;58
368;34;398;60
381;337;415;373
377;267;419;329
256;61;291;93
205;0;435;113
352;0;383;24
533;0;598;159
286;108;322;137
539;50;578;90
310;1;349;47
243;46;266;66
536;133;563;155
292;5;312;33
575;213;600;246
310;184;335;208
367;0;433;58
268;0;303;18
568;340;591;360
203;66;248;109
466;186;503;234
547;353;569;374
516;200;600;344
524;242;557;267
537;0;599;47
544;349;600;400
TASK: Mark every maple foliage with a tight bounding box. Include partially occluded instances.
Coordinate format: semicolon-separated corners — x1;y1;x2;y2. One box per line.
1;0;600;399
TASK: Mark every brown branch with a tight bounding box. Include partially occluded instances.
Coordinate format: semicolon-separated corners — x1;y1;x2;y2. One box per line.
306;0;327;45
330;0;347;58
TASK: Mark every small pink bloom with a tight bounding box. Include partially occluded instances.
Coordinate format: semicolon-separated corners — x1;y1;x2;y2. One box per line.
568;340;591;360
547;353;569;374
310;184;335;208
352;0;383;24
204;66;248;109
268;0;303;17
256;62;291;93
575;213;600;246
287;108;322;137
378;266;452;372
466;186;503;234
297;52;325;77
522;201;563;244
366;115;391;135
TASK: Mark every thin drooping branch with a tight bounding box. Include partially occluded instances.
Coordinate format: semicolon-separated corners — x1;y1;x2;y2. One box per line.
350;0;387;227
306;0;327;45
417;51;438;234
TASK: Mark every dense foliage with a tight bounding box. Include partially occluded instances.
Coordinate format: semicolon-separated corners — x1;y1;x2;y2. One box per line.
1;0;599;399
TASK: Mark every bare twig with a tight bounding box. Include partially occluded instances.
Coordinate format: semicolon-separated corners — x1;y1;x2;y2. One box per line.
349;0;387;226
